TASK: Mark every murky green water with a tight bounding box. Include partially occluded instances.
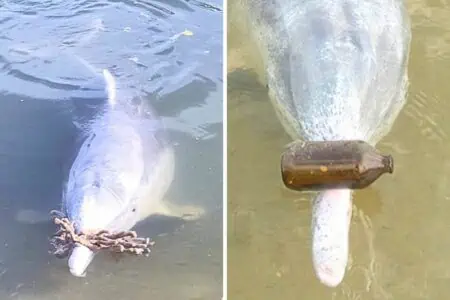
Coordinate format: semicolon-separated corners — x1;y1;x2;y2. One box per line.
228;0;450;298
0;0;222;299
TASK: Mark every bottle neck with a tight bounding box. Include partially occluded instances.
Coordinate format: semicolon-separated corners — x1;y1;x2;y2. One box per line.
382;155;394;174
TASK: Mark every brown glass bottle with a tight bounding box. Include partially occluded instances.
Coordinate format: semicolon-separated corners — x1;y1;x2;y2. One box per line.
281;140;394;191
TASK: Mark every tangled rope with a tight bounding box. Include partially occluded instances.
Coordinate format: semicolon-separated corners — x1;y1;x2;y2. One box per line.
49;210;154;258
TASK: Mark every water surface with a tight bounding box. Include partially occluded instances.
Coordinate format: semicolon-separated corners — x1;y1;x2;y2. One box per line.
0;0;223;299
228;0;450;298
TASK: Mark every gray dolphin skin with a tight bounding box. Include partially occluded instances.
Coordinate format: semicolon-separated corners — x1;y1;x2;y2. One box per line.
231;0;411;287
62;68;175;277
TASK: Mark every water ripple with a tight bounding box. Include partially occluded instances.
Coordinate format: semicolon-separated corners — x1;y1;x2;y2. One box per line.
0;0;222;139
404;90;449;143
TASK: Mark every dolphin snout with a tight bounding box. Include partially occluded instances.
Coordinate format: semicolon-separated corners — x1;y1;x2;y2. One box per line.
68;245;95;277
311;189;352;287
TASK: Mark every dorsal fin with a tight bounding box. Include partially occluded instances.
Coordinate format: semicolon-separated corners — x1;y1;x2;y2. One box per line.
102;69;116;108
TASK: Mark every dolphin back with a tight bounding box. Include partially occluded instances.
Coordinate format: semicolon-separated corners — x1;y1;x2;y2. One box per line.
234;0;411;143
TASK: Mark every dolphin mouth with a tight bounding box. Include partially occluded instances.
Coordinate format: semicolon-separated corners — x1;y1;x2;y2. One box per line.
68;245;96;277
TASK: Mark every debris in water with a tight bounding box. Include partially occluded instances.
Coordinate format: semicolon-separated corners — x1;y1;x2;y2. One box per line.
49;210;154;258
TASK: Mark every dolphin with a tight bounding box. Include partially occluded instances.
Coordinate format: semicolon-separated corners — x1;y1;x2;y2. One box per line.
230;0;411;287
61;67;192;277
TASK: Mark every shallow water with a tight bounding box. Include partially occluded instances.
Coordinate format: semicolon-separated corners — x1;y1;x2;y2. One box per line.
228;0;450;298
0;0;222;299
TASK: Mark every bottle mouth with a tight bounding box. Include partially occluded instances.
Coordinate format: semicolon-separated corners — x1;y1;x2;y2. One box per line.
383;155;394;174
